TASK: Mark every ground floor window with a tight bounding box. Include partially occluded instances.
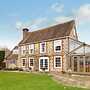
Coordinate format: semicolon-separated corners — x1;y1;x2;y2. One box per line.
39;57;49;71
54;56;62;68
29;58;34;66
22;58;26;66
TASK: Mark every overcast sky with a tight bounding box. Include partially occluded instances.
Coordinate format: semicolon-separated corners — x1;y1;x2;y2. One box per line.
0;0;90;50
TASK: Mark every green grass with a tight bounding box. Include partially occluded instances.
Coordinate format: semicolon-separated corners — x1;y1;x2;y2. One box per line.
0;72;88;90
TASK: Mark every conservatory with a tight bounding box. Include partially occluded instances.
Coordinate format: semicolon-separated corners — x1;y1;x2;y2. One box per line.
66;37;90;73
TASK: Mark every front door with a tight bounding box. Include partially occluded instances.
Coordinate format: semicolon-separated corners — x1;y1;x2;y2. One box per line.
39;57;49;71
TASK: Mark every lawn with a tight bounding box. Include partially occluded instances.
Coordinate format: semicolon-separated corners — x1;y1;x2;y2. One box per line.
0;72;88;90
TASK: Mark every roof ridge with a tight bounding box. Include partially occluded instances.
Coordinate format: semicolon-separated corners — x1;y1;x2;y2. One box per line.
30;20;75;33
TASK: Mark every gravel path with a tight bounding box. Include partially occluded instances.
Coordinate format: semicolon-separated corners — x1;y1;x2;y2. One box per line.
50;72;90;89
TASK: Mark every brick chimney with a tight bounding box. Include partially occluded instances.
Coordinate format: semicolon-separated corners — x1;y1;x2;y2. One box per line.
22;28;29;39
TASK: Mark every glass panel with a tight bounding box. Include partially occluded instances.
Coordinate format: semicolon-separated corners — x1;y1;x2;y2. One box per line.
55;57;61;67
85;57;90;72
40;59;43;69
74;57;77;72
79;57;84;72
22;59;26;66
40;59;48;70
45;59;48;69
30;59;34;66
55;46;61;51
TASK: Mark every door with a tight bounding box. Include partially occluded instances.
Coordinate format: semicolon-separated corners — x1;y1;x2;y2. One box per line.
39;57;49;71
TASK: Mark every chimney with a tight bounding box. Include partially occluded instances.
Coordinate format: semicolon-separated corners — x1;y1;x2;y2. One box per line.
22;28;29;39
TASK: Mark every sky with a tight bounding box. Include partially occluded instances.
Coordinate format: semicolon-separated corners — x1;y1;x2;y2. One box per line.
0;0;90;50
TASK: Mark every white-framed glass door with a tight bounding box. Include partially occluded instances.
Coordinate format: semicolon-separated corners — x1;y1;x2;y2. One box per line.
39;57;49;71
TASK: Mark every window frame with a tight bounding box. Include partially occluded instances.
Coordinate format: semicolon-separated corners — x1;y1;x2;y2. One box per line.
29;58;34;67
54;40;62;52
21;45;26;55
54;56;62;68
29;44;34;54
40;42;46;53
22;58;26;67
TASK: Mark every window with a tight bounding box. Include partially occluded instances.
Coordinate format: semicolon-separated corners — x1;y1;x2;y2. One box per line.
40;42;46;53
29;44;34;54
22;59;26;66
39;57;49;71
21;46;26;55
54;40;62;52
29;58;34;66
54;56;62;68
55;46;61;51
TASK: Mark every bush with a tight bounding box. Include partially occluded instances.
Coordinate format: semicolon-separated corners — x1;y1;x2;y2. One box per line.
18;68;23;71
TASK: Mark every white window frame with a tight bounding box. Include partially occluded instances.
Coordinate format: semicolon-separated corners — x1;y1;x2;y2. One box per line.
54;56;62;68
54;40;62;52
29;44;34;54
39;57;49;71
21;45;26;55
29;57;34;67
22;58;26;67
40;42;46;53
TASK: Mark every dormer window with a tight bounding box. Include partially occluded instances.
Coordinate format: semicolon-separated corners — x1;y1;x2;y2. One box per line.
29;44;34;54
40;42;46;53
54;40;62;52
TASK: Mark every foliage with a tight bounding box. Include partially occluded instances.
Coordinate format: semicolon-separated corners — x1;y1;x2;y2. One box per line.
0;51;5;62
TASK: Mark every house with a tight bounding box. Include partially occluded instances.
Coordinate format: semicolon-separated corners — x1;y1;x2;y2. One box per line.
16;20;78;72
5;46;18;69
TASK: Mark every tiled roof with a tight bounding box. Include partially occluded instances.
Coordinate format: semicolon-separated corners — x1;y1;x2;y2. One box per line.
19;20;75;45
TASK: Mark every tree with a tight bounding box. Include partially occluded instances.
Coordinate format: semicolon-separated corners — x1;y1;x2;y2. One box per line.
0;51;5;62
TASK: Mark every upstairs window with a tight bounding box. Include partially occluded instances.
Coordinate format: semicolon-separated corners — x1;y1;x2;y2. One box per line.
55;46;61;51
29;44;34;54
21;46;26;55
40;42;46;53
54;40;62;52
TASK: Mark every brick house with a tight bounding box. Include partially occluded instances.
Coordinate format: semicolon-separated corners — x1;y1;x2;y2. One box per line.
16;20;78;72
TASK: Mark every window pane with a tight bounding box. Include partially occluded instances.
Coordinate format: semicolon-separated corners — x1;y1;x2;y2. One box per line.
55;46;61;51
29;44;34;54
40;42;46;53
55;57;61;67
45;59;48;69
30;59;34;66
23;50;26;54
40;59;43;69
22;59;26;66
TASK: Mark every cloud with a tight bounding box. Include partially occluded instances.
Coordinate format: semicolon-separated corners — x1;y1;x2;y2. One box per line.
51;2;64;13
16;17;47;31
73;4;90;25
53;4;90;27
16;22;22;29
54;16;73;24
